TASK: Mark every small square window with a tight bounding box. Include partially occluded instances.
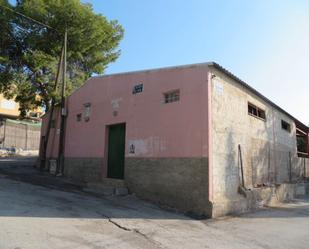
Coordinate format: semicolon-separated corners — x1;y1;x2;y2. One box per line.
164;90;180;104
281;120;291;132
76;113;82;122
248;104;257;116
257;108;266;120
248;102;266;121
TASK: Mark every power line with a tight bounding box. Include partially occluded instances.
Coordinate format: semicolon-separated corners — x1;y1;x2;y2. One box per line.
0;4;58;32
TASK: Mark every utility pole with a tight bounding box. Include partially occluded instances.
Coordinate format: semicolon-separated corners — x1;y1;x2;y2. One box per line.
0;4;65;171
57;27;67;175
40;46;64;169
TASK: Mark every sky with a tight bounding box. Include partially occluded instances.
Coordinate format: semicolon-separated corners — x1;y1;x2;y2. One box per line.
8;0;308;124
81;0;309;125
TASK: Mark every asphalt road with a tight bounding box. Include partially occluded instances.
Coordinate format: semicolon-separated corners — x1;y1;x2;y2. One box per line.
0;157;309;249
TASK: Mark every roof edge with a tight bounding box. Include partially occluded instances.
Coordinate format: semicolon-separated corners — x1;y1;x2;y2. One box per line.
208;62;308;131
65;61;307;131
67;62;212;101
92;62;211;79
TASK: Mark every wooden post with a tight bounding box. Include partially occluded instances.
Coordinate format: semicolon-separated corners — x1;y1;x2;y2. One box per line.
40;42;64;169
289;152;292;183
24;123;28;151
3;119;6;148
307;132;309;157
268;145;271;184
57;27;67;175
303;158;306;179
238;144;245;188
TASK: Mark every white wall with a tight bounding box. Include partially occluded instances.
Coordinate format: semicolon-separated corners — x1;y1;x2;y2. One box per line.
209;67;306;216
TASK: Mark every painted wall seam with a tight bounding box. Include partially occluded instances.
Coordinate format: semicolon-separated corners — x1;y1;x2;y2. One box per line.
207;70;213;202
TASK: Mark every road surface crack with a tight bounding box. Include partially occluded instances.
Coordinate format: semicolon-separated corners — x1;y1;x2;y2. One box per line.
107;218;131;231
96;211;166;248
109;218;166;249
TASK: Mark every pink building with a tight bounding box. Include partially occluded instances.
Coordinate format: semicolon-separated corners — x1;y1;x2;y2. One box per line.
41;62;309;217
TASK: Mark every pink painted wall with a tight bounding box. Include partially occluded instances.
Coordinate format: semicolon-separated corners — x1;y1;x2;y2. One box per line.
42;64;210;162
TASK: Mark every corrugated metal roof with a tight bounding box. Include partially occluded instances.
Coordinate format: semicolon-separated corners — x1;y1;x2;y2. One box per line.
207;62;308;131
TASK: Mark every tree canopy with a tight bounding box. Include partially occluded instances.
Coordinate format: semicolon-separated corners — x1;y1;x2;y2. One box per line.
0;0;124;116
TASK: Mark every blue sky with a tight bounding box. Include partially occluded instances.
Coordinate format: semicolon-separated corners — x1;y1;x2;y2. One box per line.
83;0;309;124
8;0;308;124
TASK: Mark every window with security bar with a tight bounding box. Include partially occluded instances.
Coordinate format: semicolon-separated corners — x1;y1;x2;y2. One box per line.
164;90;180;104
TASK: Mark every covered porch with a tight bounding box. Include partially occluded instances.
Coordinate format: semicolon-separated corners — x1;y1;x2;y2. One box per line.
296;121;309;158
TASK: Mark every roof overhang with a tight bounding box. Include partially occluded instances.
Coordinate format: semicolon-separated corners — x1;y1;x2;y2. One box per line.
207;62;309;131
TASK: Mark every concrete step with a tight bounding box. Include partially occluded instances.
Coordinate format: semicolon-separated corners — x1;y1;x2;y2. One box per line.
84;183;115;196
114;186;129;196
84;181;129;196
101;178;126;188
295;183;306;197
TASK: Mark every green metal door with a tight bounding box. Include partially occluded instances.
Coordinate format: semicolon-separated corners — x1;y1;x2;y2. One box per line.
107;123;126;179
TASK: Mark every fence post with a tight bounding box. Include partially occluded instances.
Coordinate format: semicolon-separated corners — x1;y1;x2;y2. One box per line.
304;158;306;179
3;119;6;148
25;123;28;150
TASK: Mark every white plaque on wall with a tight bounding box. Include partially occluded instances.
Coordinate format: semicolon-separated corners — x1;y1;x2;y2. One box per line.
214;80;224;95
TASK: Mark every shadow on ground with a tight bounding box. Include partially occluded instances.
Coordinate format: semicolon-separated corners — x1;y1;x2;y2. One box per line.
0;156;309;221
0;156;194;221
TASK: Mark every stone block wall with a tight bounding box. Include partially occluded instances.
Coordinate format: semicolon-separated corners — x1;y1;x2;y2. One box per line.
125;157;211;217
64;157;103;183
